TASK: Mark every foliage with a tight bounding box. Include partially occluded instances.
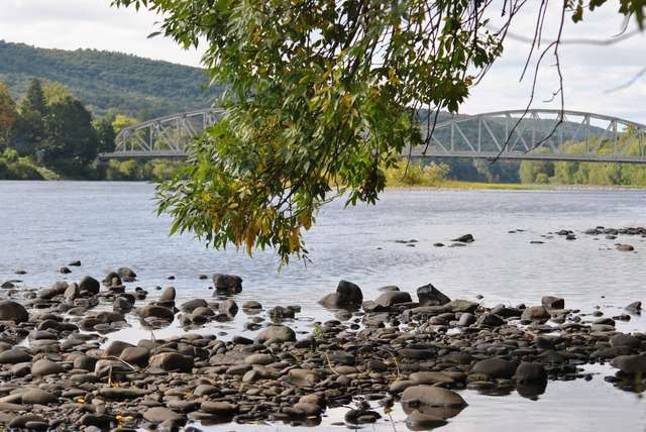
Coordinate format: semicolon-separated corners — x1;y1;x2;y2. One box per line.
0;82;17;148
0;148;44;180
0;40;222;118
42;96;99;175
111;0;645;263
42;81;73;105
384;161;450;187
105;159;182;182
111;114;139;133
94;115;117;154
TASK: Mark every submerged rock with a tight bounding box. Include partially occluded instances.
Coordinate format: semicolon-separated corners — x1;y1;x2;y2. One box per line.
212;273;243;294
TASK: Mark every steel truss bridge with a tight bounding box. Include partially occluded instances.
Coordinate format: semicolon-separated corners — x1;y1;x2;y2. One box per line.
101;108;646;164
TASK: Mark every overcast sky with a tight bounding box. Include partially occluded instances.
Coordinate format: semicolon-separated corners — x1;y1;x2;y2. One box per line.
2;0;646;121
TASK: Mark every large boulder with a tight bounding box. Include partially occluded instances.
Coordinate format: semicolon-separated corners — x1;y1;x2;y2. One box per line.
521;305;550;322
212;274;243;294
31;359;63;377
514;362;547;384
38;282;68;300
611;353;646;374
180;299;208;313
140;305;174;322
117;267;137;282
319;280;363;309
159;286;176;303
400;385;467;419
255;325;296;344
417;283;450;306
0;301;28;323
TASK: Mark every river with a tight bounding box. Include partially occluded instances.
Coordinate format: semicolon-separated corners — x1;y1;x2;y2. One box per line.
1;181;645;431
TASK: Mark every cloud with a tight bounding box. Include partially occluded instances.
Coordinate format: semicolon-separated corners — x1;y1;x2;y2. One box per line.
1;1;645;121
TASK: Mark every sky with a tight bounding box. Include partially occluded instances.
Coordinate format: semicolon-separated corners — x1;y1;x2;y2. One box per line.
1;0;646;122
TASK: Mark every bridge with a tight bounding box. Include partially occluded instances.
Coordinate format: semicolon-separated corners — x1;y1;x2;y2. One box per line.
100;108;646;164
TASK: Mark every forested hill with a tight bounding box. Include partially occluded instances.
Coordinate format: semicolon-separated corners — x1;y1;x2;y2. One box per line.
0;40;220;118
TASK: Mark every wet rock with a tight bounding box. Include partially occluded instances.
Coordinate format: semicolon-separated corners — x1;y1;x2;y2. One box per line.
180;299;208;313
118;267;137;282
521;305;550;322
541;296;565;310
98;387;147;400
319;280;363;309
159;286;176;303
372;291;412;308
611;353;646;374
63;283;80;302
31;359;63;377
79;276;100;295
268;306;295;320
105;340;135;356
417;283;450;306
255;325;296;344
9;414;48;429
476;313;505;327
446;299;478;313
0;300;28;323
400;385;467;419
626;301;642;314
458;313;476;326
616;244;635;252
219;299;238;316
113;296;133;313
514;362;547;384
59;266;72;274
201;401;238;416
242;301;262;310
212;273;243;294
610;333;641;349
38;282;68;300
405;411;448;430
344;409;381;424
471;358;516;379
149;352;193;372
452;234;474;243
140;305;174;321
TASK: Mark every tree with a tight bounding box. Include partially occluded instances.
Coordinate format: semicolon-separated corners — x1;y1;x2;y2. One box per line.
112;0;646;263
42;96;98;174
42;81;73;106
112;114;139;133
0;82;17;149
22;78;47;116
94;115;117;154
13;79;48;156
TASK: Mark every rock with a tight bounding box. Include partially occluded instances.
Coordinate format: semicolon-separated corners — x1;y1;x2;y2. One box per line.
319;280;363;309
616;244;635;252
63;283;80;302
255;325;296;344
31;359;63;377
105;340;135;356
98;387;146;400
200;401;238;416
143;407;184;424
159;286;176;302
0;348;32;364
626;301;642;314
113;296;133;312
541;296;565;310
611;353;646;374
219;299;238;316
401;385;467;419
140;305;174;321
149;352;193;372
212;273;243;294
180;299;208;313
118;267;137;282
476;313;505;327
0;300;28;323
452;233;474;243
120;347;150;367
471;358;516;379
514;362;547;384
446;299;478;313
458;313;476;326
521;305;550;322
417;283;450;306
38;282;68;299
21;389;57;404
68;260;81;267
373;291;412;307
9;414;48;429
405;412;447;430
244;353;274;365
59;266;72;274
345;409;381;424
242;301;262;310
79;276;100;295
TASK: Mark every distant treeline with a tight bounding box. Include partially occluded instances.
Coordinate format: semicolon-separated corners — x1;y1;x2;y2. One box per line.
0;40;221;118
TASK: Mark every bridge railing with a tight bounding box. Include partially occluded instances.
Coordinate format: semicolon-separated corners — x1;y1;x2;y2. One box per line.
103;108;646;164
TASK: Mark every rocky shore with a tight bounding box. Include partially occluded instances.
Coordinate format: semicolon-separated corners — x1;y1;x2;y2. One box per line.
0;257;645;432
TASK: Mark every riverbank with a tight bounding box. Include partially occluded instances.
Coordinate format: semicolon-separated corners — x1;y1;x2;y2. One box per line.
0;248;644;430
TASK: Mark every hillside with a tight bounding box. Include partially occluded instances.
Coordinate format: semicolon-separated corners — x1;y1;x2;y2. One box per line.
0;40;220;118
